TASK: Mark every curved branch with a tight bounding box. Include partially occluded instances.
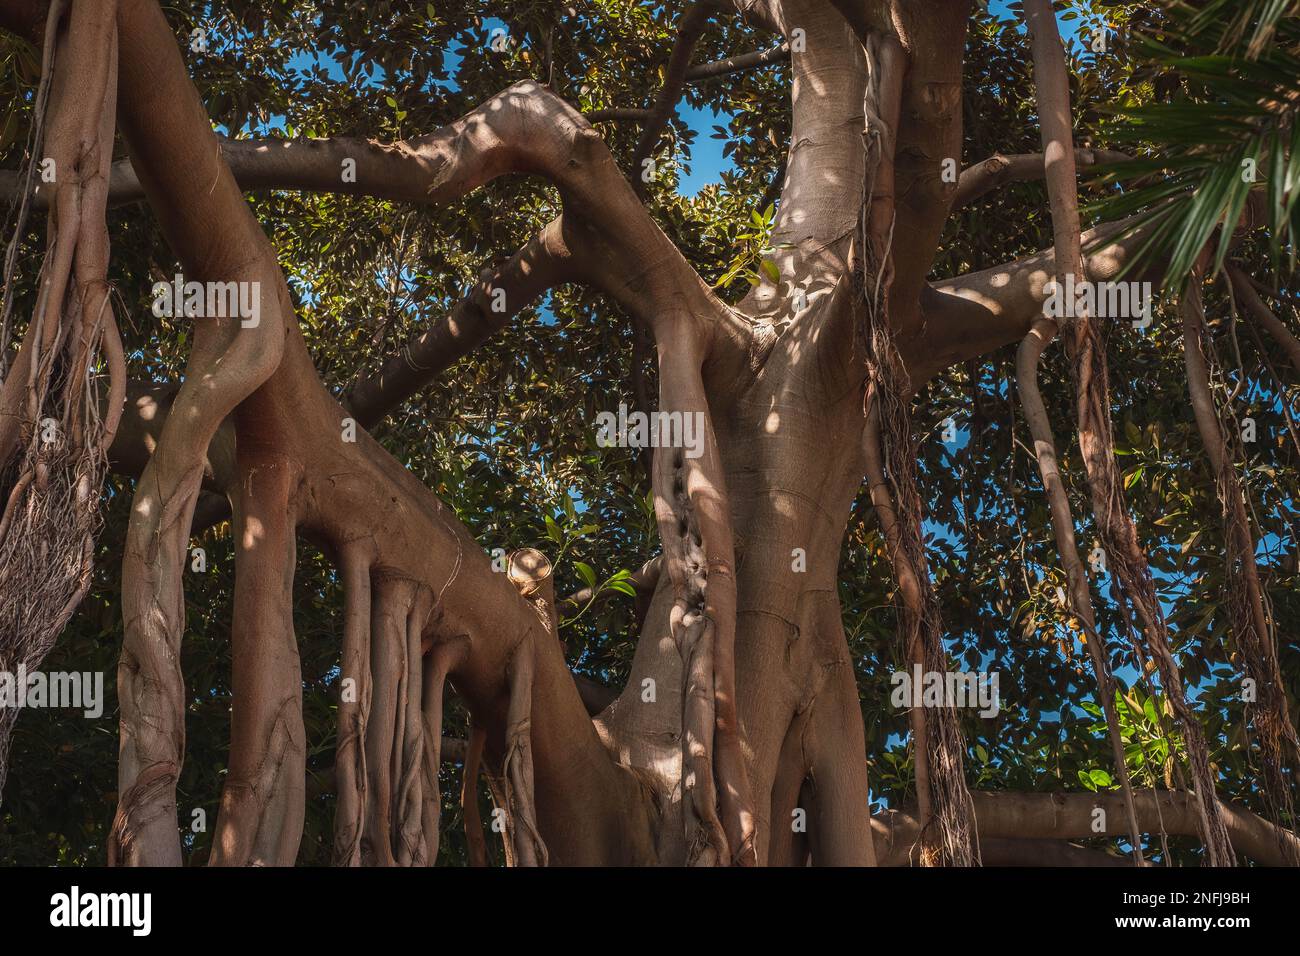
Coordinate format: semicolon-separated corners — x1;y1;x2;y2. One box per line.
917;215;1151;381
953;149;1132;209
922;192;1270;383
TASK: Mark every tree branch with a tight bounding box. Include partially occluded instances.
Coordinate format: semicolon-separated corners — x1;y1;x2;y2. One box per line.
873;791;1300;866
916;216;1150;381
880;0;972;322
953;148;1132;209
631;2;717;199
345;218;577;429
686;42;789;81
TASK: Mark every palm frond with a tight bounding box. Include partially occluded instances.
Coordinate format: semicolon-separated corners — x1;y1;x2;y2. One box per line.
1090;3;1300;290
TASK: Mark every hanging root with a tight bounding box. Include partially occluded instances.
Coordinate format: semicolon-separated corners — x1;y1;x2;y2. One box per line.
655;442;728;866
333;569;443;867
418;641;462;866
333;543;372;865
0;0;124;799
1069;307;1236;865
1182;279;1299;862
501;635;548;866
855;27;976;867
863;393;977;866
208;459;306;866
393;588;434;866
1014;13;1146;856
495;548;557;866
0;0;60;371
647;328;755;865
445;550;556;868
1020;0;1223;864
462;722;488;867
361;575;422;865
1017;319;1146;863
111;0;287;866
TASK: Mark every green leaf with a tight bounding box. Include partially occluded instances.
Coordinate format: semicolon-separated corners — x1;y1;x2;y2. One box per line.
574;561;597;589
760;259;780;283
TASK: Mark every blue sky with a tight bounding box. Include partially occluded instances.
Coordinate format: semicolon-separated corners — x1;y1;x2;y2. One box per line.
282;5;1088;196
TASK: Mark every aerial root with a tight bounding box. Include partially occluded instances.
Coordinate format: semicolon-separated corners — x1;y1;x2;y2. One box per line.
854;23;976;867
1015;320;1147;864
333;545;372;866
462;723;488;867
1070;310;1237;865
394;590;433;865
333;561;445;866
418;644;458;865
655;442;729;866
0;0;123;799
501;636;548;866
358;575;440;866
1182;281;1299;863
106;760;178;867
859;290;977;867
362;577;403;864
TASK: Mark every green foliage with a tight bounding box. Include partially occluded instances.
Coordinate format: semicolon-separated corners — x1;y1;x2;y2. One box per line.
1093;2;1300;288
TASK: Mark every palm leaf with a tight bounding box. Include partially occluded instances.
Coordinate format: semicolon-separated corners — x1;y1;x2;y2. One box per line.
1091;2;1299;290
